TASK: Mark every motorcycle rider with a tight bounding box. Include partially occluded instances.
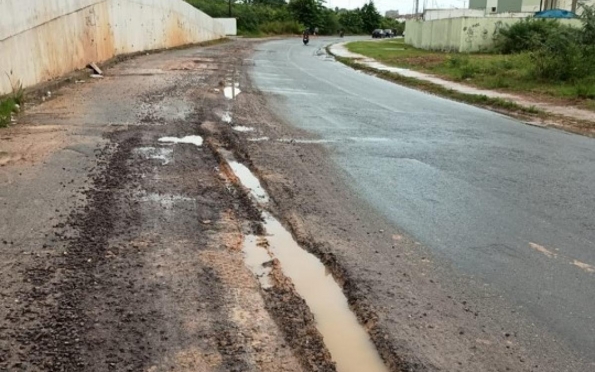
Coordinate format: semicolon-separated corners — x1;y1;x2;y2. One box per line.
302;28;310;45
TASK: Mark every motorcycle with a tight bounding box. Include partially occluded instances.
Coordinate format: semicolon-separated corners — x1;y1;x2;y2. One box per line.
303;34;309;45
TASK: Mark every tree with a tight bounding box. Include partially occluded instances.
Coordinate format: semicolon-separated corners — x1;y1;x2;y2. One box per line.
360;1;381;33
288;0;324;29
380;17;404;35
338;9;364;34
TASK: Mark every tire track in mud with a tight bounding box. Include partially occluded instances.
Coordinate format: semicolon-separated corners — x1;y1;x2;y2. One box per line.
13;133;145;371
204;68;415;372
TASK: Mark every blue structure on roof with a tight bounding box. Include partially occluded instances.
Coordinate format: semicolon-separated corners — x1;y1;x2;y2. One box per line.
534;9;577;18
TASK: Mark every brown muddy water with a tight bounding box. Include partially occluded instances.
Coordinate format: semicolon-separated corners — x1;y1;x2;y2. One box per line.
221;150;388;372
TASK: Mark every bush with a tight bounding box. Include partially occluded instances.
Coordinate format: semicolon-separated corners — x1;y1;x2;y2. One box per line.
530;27;585;81
574;80;595;98
495;19;564;54
445;55;468;68
458;64;478;80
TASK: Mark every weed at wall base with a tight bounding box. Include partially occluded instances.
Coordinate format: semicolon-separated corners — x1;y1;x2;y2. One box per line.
0;98;16;128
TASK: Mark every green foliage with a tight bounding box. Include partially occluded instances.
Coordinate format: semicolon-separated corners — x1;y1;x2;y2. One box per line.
338;10;364;34
0;75;24;128
529;26;584;81
288;0;323;29
380;18;405;35
186;0;366;35
360;1;381;33
0;98;16;128
494;7;595;83
495;19;564;54
574;81;595;99
335;6;389;35
445;55;468;68
187;0;296;34
259;20;303;34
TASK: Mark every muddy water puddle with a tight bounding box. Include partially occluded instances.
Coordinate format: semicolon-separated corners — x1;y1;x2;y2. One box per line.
222;150;388;372
224;83;241;100
232;126;255;132
221;150;269;203
242;235;273;289
158;135;203;147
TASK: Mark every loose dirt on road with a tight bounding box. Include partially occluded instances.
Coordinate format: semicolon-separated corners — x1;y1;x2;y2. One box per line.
1;39;589;372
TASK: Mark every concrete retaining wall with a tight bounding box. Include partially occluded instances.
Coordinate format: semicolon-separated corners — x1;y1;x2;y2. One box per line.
0;0;225;95
216;18;237;36
405;17;581;52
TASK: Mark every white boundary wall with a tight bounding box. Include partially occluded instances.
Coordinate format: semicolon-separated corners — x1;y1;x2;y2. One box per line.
216;18;237;36
405;17;581;52
0;0;225;95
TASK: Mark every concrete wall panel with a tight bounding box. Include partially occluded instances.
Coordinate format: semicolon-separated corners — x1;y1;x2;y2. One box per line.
216;18;238;36
0;0;225;95
406;16;581;52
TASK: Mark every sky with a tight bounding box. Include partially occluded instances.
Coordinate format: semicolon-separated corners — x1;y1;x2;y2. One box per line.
324;0;469;15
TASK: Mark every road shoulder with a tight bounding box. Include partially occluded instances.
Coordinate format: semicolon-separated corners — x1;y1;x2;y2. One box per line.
329;41;595;137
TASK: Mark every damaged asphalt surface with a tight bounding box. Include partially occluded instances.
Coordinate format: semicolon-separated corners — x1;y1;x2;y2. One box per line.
0;37;593;372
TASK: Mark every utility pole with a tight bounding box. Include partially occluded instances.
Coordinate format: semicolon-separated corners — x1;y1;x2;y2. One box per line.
415;0;420;14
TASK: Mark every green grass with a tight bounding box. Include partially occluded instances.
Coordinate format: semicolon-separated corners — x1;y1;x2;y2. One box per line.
332;54;541;116
0;98;17;128
346;39;595;107
0;78;24;128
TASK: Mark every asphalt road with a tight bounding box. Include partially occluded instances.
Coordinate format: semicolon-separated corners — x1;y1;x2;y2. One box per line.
250;37;595;363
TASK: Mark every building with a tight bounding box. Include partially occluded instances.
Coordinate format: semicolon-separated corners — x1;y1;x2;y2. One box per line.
469;0;591;13
385;10;400;18
468;0;541;13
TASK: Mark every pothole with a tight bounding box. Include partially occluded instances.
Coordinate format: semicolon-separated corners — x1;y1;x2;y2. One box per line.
247;137;270;142
220;149;389;372
224;83;241;100
232;126;255;133
158;135;203;147
222;111;232;123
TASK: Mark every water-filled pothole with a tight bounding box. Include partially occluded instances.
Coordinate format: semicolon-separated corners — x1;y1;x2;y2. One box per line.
224;83;241;100
158;135;203;147
222;150;388;372
232;126;255;132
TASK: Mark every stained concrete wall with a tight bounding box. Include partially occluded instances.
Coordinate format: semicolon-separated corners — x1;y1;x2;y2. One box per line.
406;17;581;52
0;0;225;95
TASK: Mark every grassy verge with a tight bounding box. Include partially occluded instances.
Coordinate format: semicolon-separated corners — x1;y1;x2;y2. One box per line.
330;50;541;117
346;39;595;109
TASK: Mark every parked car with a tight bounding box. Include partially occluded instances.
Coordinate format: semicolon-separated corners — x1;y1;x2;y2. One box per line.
384;29;393;38
372;29;385;38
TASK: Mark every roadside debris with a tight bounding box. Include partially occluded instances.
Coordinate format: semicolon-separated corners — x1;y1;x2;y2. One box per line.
88;62;103;75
